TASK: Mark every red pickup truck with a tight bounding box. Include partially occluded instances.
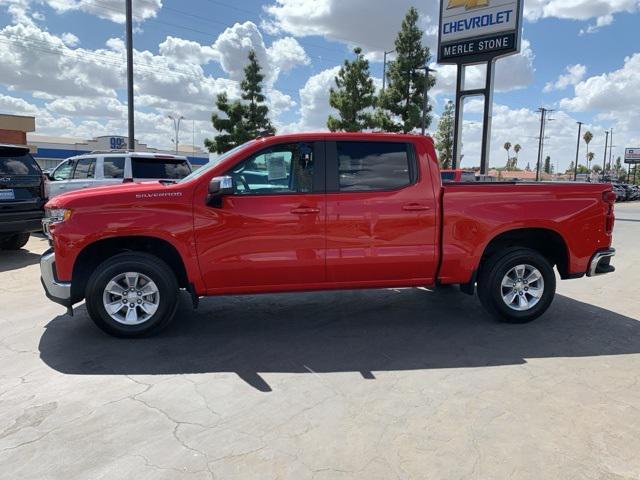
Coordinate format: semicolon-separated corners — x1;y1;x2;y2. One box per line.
41;133;616;337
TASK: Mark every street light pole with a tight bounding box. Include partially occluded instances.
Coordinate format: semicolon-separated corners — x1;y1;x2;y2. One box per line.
603;130;609;180
608;128;614;173
168;115;184;154
125;0;135;151
382;50;394;93
574;121;583;181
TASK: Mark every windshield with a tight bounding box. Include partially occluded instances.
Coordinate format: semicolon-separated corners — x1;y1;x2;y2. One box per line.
0;151;41;175
179;140;256;183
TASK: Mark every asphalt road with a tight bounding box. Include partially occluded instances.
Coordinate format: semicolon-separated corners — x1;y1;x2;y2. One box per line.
1;203;639;479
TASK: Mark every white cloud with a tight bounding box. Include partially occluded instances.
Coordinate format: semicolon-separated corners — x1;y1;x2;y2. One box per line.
158;36;216;65
267;36;310;73
282;66;339;132
263;0;439;54
543;64;586;92
45;0;162;23
525;0;639;32
560;54;640;113
60;31;78;46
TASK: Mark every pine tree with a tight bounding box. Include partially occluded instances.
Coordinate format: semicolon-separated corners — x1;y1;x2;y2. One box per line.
242;50;275;138
204;93;249;154
434;101;454;169
327;47;376;132
566;161;575;175
205;50;274;154
375;7;435;133
525;162;531;172
544;156;551;174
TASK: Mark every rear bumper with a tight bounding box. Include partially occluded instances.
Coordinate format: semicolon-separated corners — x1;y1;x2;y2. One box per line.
587;248;616;277
40;249;73;307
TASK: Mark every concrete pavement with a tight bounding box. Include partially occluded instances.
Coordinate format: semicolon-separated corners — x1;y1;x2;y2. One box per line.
0;203;639;479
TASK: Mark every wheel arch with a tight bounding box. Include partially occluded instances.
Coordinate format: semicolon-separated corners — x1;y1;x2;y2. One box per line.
71;235;190;302
478;228;570;279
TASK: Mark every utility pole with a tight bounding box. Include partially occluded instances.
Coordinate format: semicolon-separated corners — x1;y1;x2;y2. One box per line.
536;108;552;182
125;0;135;151
603;130;609;180
608;128;614;173
382;50;394;93
419;65;436;136
574;121;583;181
168;115;184;154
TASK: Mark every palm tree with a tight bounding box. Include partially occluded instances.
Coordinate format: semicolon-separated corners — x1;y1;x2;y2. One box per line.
504;142;512;169
513;144;521;169
583;130;593;168
587;151;595;171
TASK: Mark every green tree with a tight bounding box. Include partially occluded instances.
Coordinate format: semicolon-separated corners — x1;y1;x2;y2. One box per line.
615;156;622;174
205;50;274;153
375;7;435;133
586;151;595;171
566;161;575;175
513;144;521;169
503;142;512;168
242;50;275;138
435;100;455;169
592;164;602;173
327;47;376;132
543;155;551;174
583;130;593;166
525;162;531;172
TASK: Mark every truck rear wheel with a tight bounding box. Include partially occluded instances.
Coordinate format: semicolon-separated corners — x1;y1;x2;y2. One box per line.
85;252;179;338
1;233;30;250
477;248;556;324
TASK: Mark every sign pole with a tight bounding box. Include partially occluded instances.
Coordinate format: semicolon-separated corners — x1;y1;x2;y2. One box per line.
438;0;523;176
452;65;465;170
479;60;495;175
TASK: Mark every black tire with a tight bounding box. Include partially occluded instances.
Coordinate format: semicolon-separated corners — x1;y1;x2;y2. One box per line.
85;252;179;338
477;247;556;324
1;233;30;250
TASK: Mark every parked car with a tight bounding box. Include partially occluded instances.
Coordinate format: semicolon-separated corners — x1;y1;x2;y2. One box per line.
612;184;626;202
41;132;616;337
45;151;192;198
0;144;46;250
629;185;640;201
441;169;476;182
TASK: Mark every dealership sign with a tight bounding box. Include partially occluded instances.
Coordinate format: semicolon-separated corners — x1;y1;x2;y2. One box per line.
438;0;524;64
625;148;640;164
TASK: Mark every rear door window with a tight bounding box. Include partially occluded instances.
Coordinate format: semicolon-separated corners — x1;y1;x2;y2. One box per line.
103;157;126;179
73;158;96;179
131;158;191;179
336;142;415;191
0;151;41;175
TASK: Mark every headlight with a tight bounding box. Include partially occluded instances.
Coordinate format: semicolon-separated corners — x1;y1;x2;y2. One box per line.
45;208;72;224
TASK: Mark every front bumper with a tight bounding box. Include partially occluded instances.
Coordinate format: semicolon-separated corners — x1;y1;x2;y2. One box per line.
587;248;616;277
0;217;43;234
40;249;73;307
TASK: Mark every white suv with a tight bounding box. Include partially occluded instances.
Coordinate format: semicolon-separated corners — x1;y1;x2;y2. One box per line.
45;151;192;198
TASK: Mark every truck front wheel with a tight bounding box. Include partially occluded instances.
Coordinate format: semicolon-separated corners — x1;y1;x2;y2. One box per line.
477;248;556;324
85;253;179;338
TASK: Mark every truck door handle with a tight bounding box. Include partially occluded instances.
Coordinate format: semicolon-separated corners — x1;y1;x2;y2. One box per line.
402;203;431;211
291;206;320;214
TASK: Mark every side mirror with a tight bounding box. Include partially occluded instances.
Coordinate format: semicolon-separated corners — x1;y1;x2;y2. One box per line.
207;176;234;207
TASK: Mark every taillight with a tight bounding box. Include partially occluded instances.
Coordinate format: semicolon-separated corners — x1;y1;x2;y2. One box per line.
602;191;616;204
603;190;615;234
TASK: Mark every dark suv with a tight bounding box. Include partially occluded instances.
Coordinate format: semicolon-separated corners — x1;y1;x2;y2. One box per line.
0;144;46;250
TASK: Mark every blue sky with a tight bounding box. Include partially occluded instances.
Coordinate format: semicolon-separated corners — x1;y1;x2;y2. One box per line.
0;0;639;171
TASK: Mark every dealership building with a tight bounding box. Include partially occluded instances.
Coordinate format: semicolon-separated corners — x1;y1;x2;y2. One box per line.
0;114;211;170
